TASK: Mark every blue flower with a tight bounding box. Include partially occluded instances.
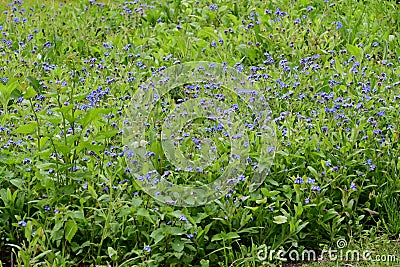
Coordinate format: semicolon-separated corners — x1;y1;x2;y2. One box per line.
350;183;356;191
370;164;376;171
325;161;331;167
143;245;151;252
307;178;315;184
332;166;340;171
294;177;304;184
311;185;321;192
18;221;27;227
209;4;218;11
187;233;194;239
333;21;342;29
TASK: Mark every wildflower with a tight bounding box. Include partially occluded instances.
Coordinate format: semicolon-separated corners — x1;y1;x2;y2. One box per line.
350;183;356;191
325;161;331;167
18;221;27;227
143;245;151;252
187;233;194;239
370;164;376;171
307;178;315;184
333;166;340;171
209;4;218;11
294;177;304;184
311;185;321;192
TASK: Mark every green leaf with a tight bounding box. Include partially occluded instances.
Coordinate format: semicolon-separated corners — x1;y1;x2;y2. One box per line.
23;86;37;99
211;233;223;242
197;27;219;40
96;130;119;139
323;209;339;222
88;185;98;199
347;44;362;61
26;76;43;94
167;226;185;236
211;232;240;242
51;222;64;242
151;228;165;244
0;79;18;100
81;108;110;128
200;259;210;267
273;215;288;224
108;247;118;261
64;220;78;243
16;122;37;134
261;189;280;198
225;232;240;240
9;179;24;190
307;166;319;179
171;239;185;252
237;44;249;55
69;210;85;221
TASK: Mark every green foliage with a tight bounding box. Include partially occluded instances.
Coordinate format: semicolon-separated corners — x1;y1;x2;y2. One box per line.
0;0;399;266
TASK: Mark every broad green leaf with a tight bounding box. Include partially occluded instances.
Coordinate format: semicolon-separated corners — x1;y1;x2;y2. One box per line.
197;27;218;40
24;86;37;99
167;226;185;236
26;76;42;94
88;185;98;199
171;239;185;252
307;166;319;179
225;232;240;240
273;215;288;224
211;233;223;242
261;189;280;198
0;79;18;101
64;220;78;243
108;247;118;261
347;44;362;60
81;108;110;128
16;122;37;134
151;228;165;244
